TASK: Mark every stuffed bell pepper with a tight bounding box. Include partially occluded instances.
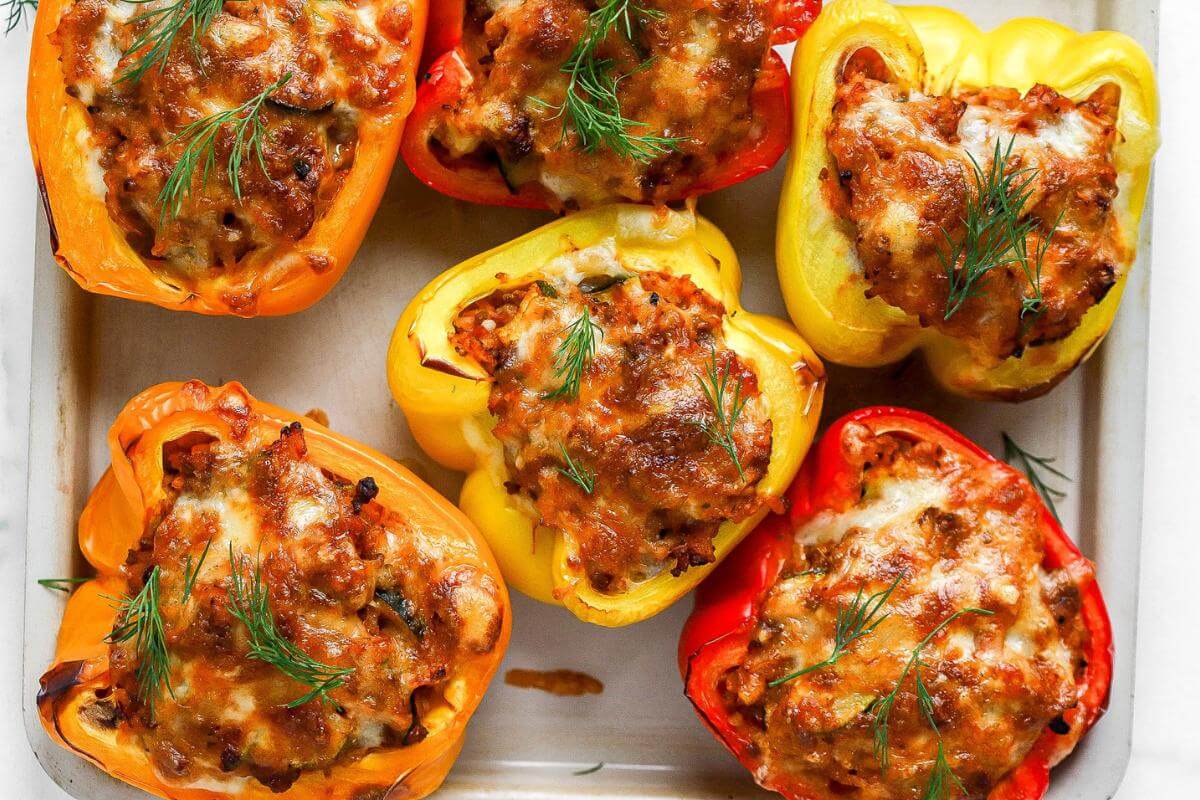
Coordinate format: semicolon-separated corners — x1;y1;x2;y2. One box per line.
680;407;1112;800
400;0;822;211
777;0;1158;399
38;381;509;799
29;0;427;315
387;204;825;626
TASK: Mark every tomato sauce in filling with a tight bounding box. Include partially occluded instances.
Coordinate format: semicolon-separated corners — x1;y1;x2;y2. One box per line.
430;0;778;209
451;270;772;594
726;426;1089;799
826;51;1123;361
55;0;416;282
105;424;503;791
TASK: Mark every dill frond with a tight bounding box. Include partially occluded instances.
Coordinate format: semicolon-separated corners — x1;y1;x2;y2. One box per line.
37;577;89;592
181;536;213;604
226;546;354;708
769;574;904;687
530;0;684;161
696;347;750;480
2;0;36;35
869;607;993;772
941;137;1039;320
105;566;173;717
544;307;603;400
157;72;291;221
1001;432;1070;521
118;0;224;85
556;442;596;494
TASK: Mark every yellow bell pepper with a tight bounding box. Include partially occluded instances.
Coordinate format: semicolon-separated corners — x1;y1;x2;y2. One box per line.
386;204;826;626
777;0;1158;399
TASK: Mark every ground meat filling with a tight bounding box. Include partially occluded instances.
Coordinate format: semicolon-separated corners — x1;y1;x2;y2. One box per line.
725;427;1089;799
826;50;1123;361
451;270;772;594
430;0;777;209
55;0;415;279
107;424;503;791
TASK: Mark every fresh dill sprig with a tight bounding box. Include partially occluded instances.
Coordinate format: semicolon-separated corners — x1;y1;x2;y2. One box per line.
574;762;605;776
869;606;993;771
2;0;36;35
105;566;173;717
37;577;89;592
769;574;904;687
158;72;291;221
1002;432;1070;521
544;308;603;400
921;740;967;800
696;347;750;480
1013;208;1066;325
531;0;683;161
118;0;224;85
556;442;596;494
941;137;1040;320
181;536;213;604
226;546;354;708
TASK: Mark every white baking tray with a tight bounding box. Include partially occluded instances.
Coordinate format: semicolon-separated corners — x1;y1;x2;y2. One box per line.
20;1;1157;797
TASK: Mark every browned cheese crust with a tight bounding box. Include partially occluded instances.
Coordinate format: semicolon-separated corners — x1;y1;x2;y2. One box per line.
726;426;1090;799
430;0;778;209
107;425;503;791
826;51;1123;361
451;270;772;594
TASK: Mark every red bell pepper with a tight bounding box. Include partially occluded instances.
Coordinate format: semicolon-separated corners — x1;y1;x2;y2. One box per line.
678;406;1114;800
400;0;822;209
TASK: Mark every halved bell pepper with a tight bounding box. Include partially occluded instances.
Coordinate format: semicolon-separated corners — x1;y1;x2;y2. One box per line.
37;381;511;800
386;204;826;626
776;0;1158;399
679;406;1113;800
400;0;822;210
27;0;427;316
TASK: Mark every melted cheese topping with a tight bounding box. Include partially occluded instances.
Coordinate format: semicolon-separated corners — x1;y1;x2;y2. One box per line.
56;0;416;289
729;425;1088;799
104;425;503;792
428;0;778;209
451;266;772;594
826;65;1124;361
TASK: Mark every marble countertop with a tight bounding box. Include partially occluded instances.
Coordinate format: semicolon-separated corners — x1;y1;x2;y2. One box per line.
2;1;1197;796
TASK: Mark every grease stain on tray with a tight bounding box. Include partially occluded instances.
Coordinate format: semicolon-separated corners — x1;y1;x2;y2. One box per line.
504;668;604;696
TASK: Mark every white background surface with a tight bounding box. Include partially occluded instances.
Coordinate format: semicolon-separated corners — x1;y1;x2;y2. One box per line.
1;1;1197;797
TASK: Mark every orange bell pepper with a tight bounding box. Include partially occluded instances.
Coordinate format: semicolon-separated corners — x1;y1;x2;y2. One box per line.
27;1;428;316
37;381;510;800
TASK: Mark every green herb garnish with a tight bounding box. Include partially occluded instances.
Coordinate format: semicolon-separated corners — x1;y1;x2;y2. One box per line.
940;137;1060;321
105;566;173;717
37;577;89;592
544;308;603;400
869;607;993;771
157;72;291;221
226;546;354;707
697;347;750;480
573;762;605;776
531;0;683;161
556;442;596;494
3;0;36;35
181;536;213;604
768;574;903;687
118;0;223;85
1001;432;1070;521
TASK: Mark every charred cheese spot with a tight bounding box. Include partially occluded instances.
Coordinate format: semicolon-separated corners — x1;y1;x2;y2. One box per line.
108;425;502;792
431;0;777;209
55;0;415;278
728;425;1088;800
451;265;772;594
827;64;1123;361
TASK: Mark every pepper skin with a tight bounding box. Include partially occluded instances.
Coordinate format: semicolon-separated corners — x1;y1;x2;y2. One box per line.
399;0;821;210
776;0;1158;399
386;204;826;626
37;381;510;800
27;1;427;316
679;406;1113;800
